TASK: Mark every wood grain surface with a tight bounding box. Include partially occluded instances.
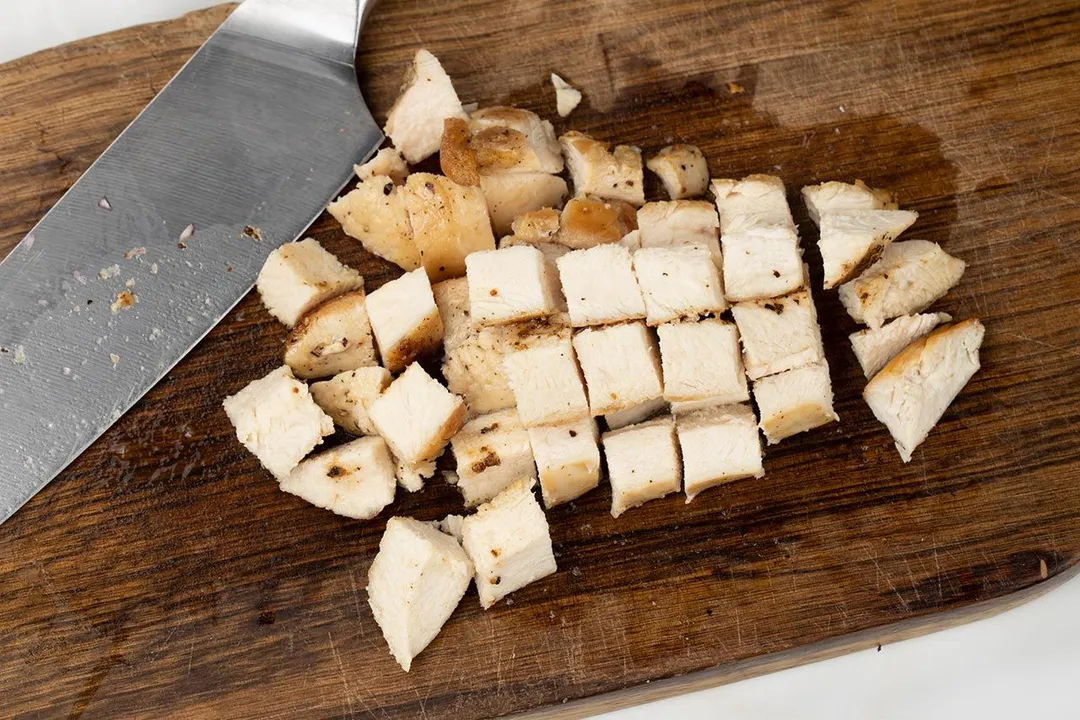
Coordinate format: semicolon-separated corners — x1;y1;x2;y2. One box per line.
2;1;1080;717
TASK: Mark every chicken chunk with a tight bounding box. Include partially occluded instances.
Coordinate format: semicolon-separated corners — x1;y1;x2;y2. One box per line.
503;331;589;426
395;458;437;493
730;289;825;380
863;319;984;462
367;517;473;671
451;409;537;507
818;209;919;288
603;396;668;430
635;200;722;265
550;73;582;117
433;277;475;351
838;240;966;329
801;179;896;226
222;366;335;479
850;312;952;379
753;363;838;444
479;173;568;237
384;49;468;164
633;246;726;325
555;197;638;250
511;208;561;243
365;268;443;373
465;245;558;326
284;290;377;379
279;436;396;519
327;177;421;271
559;131;645;205
368;363;466;466
646;144;709;199
255;239;365;327
573;321;664;416
528;418;601;507
433;513;465;543
711;174;794;232
355;147;409;185
657;319;749;404
676;404;764;502
469;106;564;174
603;416;682;518
403;173;496;282
310;366;392;436
440;117;481;186
461;478;557;609
557;244;646;327
719;216;804;302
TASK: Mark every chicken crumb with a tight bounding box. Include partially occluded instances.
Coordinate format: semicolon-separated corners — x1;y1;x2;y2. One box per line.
109;353;121;367
727;82;745;94
98;264;121;280
124;247;146;259
12;345;26;365
110;290;137;313
242;225;263;241
551;73;582;117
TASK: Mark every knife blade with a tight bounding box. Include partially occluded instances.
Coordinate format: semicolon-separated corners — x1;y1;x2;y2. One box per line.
0;0;382;524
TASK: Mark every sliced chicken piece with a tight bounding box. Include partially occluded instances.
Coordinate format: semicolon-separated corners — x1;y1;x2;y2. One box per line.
719;215;804;302
255;238;364;328
559;131;645;205
636;200;722;266
603;397;669;431
850;312;952;379
284;290;377;379
222;366;335;479
310;366;392;436
646;144;709;199
753;363;838;444
451;409;537;507
838;240;966;329
367;516;474;672
439;117;481;186
602;416;681;518
503;330;589;426
633;246;726;326
461;478;556;609
511;208;561;242
676;404;763;502
355;147;409;185
279;436;396;519
384;49;468;164
801;179;896;226
327;176;421;271
403;173;496;282
469;106;563;174
365;268;443;373
657;319;749;404
550;73;582;117
555;196;638;249
395;457;437;493
368;363;467;466
557;244;646;327
818;209;919;289
863;319;984;462
730;289;825;380
711;175;794;232
479;172;568;237
528;418;601;507
573;321;664;416
466;245;558;325
432;277;474;351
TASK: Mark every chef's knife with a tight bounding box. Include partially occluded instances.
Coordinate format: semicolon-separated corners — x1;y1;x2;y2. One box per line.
0;0;382;525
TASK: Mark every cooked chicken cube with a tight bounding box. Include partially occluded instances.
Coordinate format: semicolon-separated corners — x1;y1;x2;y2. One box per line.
479;172;568;237
603;396;668;430
279;436;396;519
369;363;467;466
367;517;473;671
646;144;709;199
383;49;468;164
753;363;838;444
395;458;436;493
711;175;794;232
503;331;589;426
466;245;558;325
633;246;726;325
255;239;364;328
550;73;582;117
365;268;443;373
557;244;646;327
469;106;564;174
433;277;474;351
327;177;421;271
222;366;335;479
559;131;645;205
284;290;377;379
730;289;825;380
677;404;763;501
497;238;569;313
635;200;722;265
801;179;897;225
719;216;804;302
440;117;481;187
818;209;919;288
657;319;749;404
603;416;681;518
528;418;601;507
355;147;409;184
555;197;638;250
451;409;537;507
461;478;557;609
838;240;966;329
863;319;984;462
850;312;952;379
512;208;561;242
404;173;496;282
310;366;392;436
573;321;664;416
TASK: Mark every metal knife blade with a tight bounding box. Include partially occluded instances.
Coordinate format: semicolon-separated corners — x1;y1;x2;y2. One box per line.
0;0;382;525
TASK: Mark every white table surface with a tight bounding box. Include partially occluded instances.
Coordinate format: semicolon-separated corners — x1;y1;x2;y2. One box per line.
2;1;1079;718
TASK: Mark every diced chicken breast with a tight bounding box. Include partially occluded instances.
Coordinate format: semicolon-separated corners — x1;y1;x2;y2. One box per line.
646;144;709;199
479;172;568;237
384;49;468;164
633;246;726;325
328;176;421;271
635;200;722;265
451;409;537;507
367;517;473;671
469;106;564;174
255;239;365;328
222;366;335;479
676;404;764;502
559;131;645;205
603;416;682;518
355;147;409;184
284;290;377;379
550;73;582;117
720;216;804;302
801;179;897;226
555;197;638;250
369;363;467;466
365;268;443;373
863;319;985;462
440;117;481;187
850;312;952;379
753;363;838;444
497;238;570;313
657;319;749;404
838;240;966;329
395;457;436;493
557;244;646;327
432;277;474;351
466;245;558;325
730;289;825;380
573;321;664;416
404;173;496;282
461;478;557;609
503;331;589;426
310;366;392;436
529;418;601;507
512;208;561;242
279;436;396;519
818;209;919;288
603;396;668;430
711;175;793;232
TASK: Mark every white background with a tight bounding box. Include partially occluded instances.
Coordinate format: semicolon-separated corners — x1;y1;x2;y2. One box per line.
2;1;1079;717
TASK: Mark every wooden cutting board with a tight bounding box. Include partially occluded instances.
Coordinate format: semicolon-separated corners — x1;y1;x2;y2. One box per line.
2;1;1079;717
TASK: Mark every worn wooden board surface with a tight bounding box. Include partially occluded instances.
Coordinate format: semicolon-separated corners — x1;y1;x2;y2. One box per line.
1;1;1079;717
